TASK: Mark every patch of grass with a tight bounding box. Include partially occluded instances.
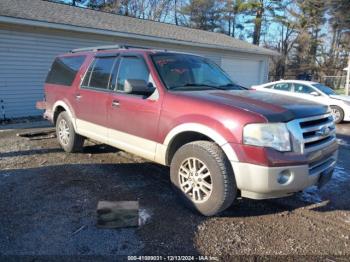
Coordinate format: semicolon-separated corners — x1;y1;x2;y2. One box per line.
335;89;346;95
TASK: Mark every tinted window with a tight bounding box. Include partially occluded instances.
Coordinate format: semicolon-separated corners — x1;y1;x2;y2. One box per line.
264;84;273;89
109;59;120;90
82;57;116;89
46;56;86;86
273;83;292;91
312;83;336;95
116;57;150;92
294;84;315;94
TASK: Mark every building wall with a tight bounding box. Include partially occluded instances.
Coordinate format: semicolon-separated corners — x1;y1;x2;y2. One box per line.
0;23;269;118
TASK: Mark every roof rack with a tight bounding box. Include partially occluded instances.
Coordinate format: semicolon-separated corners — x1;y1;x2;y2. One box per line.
70;44;150;53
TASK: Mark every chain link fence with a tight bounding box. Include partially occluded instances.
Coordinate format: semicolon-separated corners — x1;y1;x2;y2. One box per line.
321;76;346;94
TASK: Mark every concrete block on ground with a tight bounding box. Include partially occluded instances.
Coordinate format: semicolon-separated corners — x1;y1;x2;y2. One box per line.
97;201;139;228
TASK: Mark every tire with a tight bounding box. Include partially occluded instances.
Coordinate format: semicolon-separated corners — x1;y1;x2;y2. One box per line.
330;105;344;124
56;111;84;152
170;141;236;216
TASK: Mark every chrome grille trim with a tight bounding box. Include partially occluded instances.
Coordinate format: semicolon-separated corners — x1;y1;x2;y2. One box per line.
301;119;334;132
303;129;336;143
287;113;337;154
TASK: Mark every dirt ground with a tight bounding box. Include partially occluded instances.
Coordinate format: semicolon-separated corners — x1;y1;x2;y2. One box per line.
0;122;349;260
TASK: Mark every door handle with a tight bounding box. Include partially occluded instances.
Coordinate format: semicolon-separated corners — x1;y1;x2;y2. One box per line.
75;94;82;100
111;100;120;108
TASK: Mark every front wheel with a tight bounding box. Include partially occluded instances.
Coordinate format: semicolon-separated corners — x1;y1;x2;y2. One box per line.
330;105;344;124
170;141;236;216
56;111;84;152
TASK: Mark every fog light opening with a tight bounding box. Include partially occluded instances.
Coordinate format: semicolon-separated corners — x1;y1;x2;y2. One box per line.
277;170;292;185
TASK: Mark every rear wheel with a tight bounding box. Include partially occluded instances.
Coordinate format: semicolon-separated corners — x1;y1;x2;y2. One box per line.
330;105;344;124
56;111;84;152
170;141;236;216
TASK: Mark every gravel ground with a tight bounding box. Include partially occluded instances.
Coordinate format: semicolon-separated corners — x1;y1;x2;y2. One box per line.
0;122;349;259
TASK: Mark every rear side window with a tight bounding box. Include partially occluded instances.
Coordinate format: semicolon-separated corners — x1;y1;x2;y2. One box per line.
273;83;292;92
82;57;117;90
46;56;86;86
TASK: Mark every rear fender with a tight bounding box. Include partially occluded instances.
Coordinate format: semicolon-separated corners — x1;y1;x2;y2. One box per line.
53;100;77;129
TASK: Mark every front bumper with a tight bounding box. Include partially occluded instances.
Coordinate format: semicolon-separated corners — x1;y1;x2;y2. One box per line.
231;151;338;199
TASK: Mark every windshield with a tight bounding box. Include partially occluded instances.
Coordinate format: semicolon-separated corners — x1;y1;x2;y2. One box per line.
151;53;246;91
312;83;336;95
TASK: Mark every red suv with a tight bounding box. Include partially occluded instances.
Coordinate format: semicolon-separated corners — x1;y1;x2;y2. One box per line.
38;45;338;216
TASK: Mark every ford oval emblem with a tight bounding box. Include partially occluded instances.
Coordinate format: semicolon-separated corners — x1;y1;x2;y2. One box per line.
316;127;331;137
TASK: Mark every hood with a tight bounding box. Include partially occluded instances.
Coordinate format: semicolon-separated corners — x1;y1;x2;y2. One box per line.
330;94;350;103
175;90;329;122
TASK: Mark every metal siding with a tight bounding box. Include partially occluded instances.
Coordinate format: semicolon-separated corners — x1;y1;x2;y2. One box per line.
187;51;222;66
0;29;115;118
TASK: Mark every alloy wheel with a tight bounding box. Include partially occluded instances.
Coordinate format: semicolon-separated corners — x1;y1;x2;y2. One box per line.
58;119;70;146
178;157;213;203
331;108;341;123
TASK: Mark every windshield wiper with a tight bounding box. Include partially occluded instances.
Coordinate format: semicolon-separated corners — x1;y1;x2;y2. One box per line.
169;83;226;90
218;83;247;90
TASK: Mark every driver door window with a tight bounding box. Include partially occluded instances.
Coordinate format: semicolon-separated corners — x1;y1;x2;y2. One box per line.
116;57;151;92
293;84;315;94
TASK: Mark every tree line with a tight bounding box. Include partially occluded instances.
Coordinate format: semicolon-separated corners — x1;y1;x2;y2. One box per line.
55;0;350;86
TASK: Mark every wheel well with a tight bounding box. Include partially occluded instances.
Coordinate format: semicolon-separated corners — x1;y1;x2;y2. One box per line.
330;105;343;111
166;131;214;165
330;105;344;117
53;106;65;125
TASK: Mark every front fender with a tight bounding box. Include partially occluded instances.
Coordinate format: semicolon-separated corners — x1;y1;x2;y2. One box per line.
161;115;241;162
161;114;241;145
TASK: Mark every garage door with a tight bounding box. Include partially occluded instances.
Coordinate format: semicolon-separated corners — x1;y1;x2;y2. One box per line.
221;58;263;88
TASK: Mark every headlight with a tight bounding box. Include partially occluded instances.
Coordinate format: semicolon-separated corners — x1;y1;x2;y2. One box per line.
243;123;291;152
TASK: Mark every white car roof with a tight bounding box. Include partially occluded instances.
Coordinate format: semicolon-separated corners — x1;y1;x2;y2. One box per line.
257;80;319;87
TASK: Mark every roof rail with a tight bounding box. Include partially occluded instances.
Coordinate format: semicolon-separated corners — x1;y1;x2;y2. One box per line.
70;44;150;53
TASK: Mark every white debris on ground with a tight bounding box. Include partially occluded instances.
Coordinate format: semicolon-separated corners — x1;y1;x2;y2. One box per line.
299;164;349;204
139;208;152;226
337;138;350;148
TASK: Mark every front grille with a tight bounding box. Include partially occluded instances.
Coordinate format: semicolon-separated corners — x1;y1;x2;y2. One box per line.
287;113;338;176
298;114;336;153
299;117;330;128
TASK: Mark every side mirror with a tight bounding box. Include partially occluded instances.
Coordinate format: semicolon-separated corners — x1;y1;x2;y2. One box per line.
310;91;320;96
124;79;154;96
